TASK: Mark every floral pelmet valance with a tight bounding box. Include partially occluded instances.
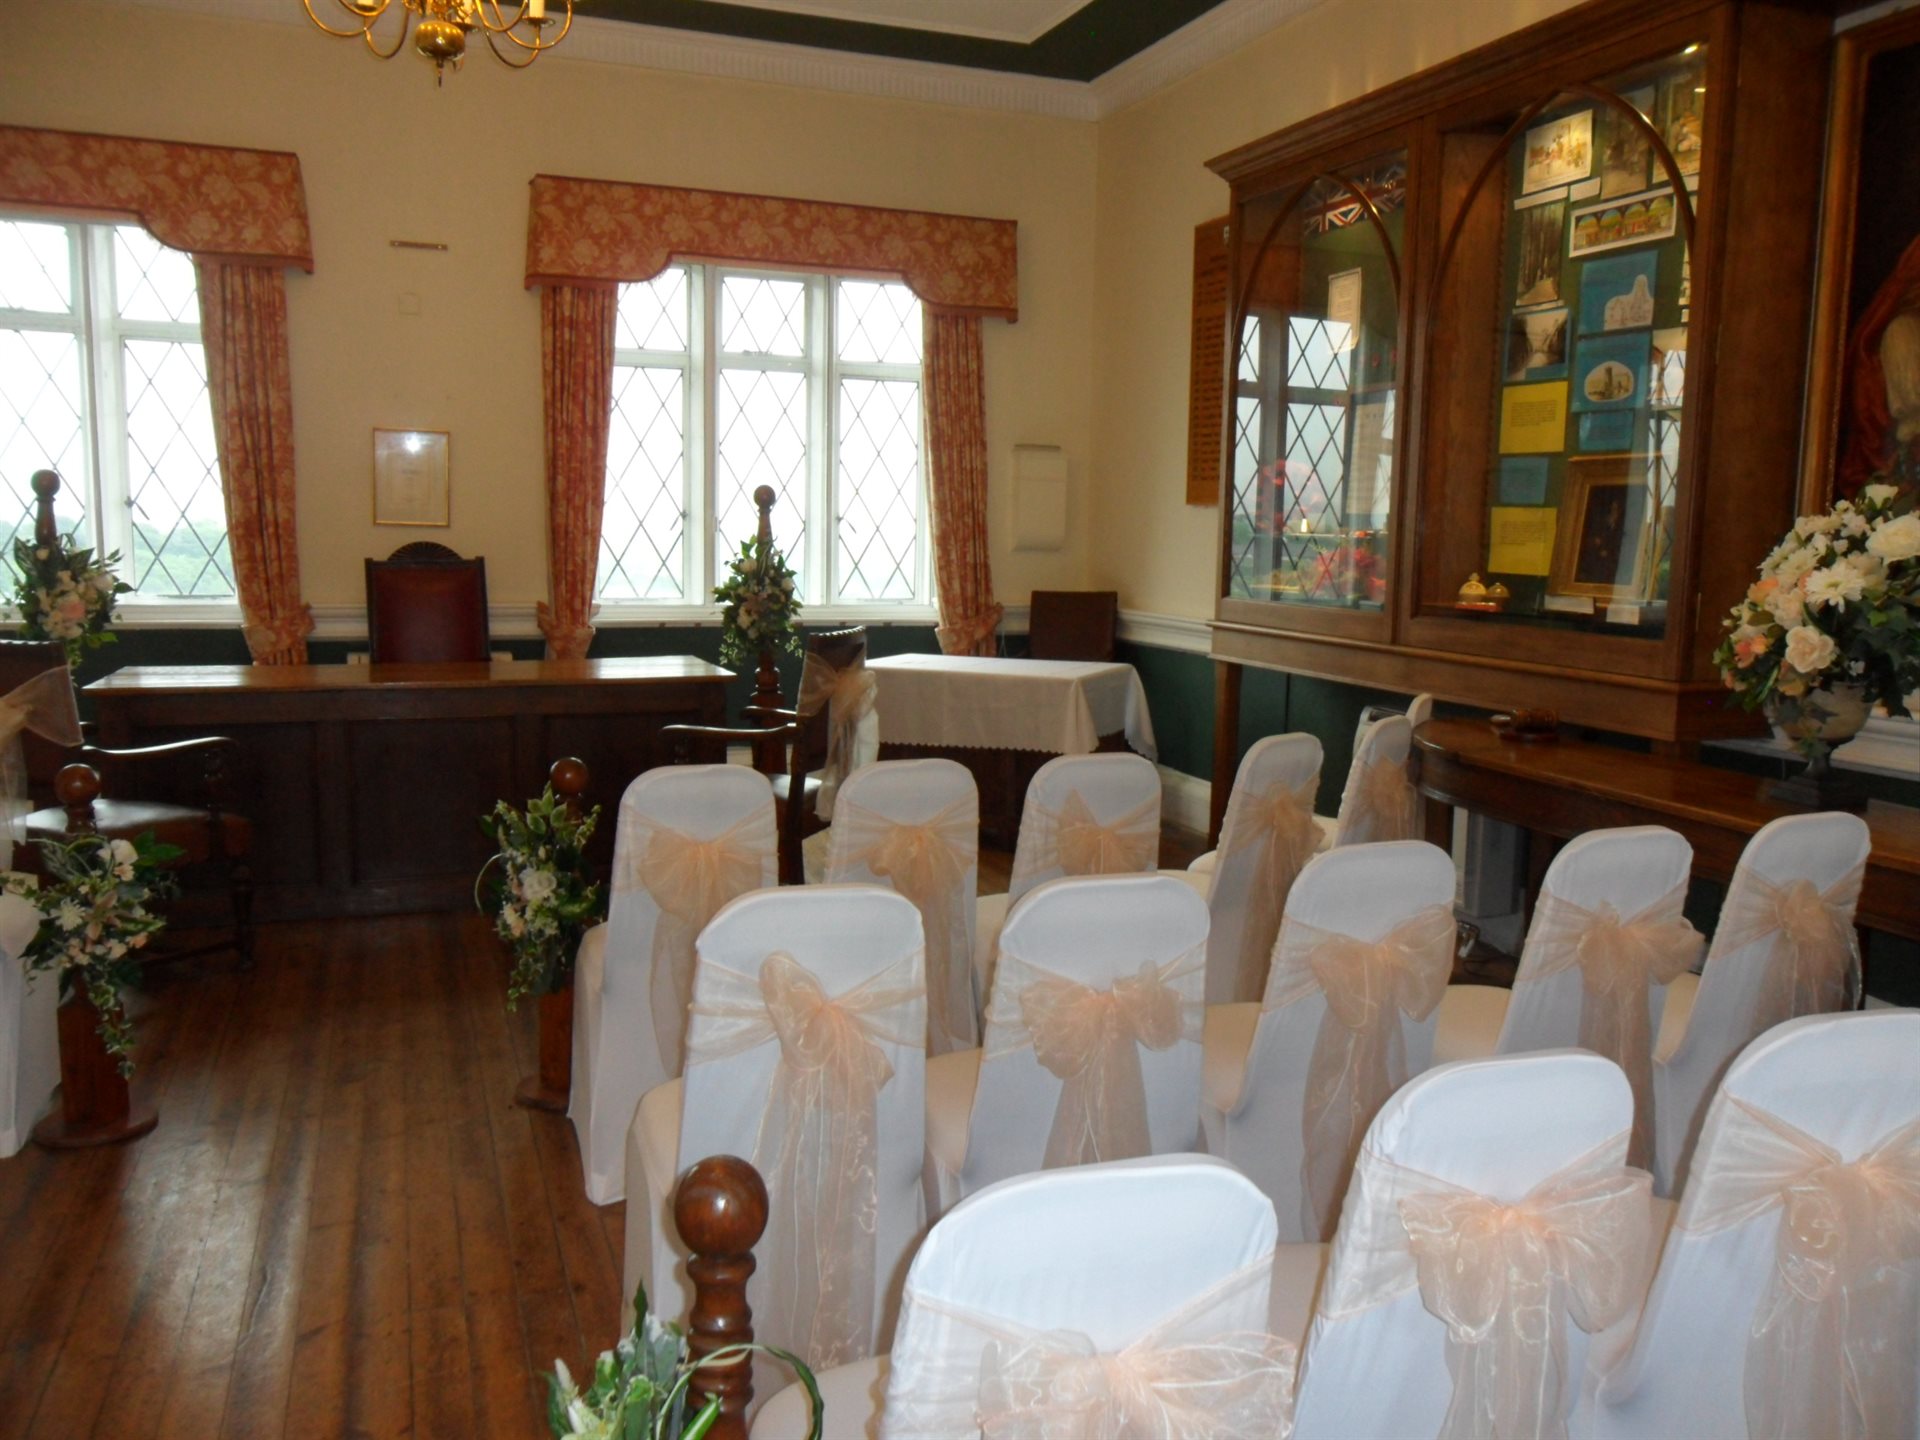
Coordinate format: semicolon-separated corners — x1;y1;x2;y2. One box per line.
0;125;313;270
524;175;1017;320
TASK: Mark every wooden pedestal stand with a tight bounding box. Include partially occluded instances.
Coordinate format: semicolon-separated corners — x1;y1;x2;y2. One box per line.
743;486;789;778
676;1154;771;1440
513;756;589;1114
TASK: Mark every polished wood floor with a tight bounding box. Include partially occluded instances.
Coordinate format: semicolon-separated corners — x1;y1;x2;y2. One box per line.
0;825;1207;1439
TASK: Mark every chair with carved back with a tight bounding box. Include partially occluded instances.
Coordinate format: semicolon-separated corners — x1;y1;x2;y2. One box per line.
1026;589;1118;662
664;625;875;885
0;643;255;967
363;541;490;663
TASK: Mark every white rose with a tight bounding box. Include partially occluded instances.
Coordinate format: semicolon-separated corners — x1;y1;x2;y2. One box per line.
1782;625;1838;676
109;838;138;866
1863;483;1901;504
519;868;557;905
1866;512;1920;563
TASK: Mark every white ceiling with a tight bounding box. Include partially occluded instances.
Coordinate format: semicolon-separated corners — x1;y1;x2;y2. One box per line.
702;0;1098;45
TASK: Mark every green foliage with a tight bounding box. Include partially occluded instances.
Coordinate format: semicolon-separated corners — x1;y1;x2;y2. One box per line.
713;534;803;670
9;830;182;1074
11;529;132;667
478;783;604;1009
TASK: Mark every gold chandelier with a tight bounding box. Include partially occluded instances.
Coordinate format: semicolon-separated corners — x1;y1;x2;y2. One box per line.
302;0;573;84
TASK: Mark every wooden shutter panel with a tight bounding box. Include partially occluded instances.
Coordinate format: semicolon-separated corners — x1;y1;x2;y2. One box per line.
1186;215;1232;506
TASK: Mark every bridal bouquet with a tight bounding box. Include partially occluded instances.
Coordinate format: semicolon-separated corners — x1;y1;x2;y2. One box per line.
1713;483;1920;754
478;783;603;1008
11;529;131;667
713;535;802;669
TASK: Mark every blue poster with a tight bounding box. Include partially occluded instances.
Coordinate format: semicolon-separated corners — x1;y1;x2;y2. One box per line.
1577;410;1637;452
1497;457;1551;505
1570;331;1652;413
1577;251;1658;334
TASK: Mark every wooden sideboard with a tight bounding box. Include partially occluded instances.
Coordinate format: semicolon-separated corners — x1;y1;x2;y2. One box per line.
1413;716;1920;945
87;659;732;920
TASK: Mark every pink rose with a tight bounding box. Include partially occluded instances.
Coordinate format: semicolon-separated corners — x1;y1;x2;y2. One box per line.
55;595;86;623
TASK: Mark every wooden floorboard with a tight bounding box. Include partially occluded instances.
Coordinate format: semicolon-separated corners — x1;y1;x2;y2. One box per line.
0;822;1208;1440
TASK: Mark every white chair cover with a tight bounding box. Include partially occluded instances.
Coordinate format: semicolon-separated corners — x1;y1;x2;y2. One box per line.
0;666;80;869
1591;1010;1920;1440
1330;715;1419;848
796;649;881;821
1652;812;1871;1197
0;890;52;1157
879;1156;1289;1440
941;874;1208;1207
975;752;1162;1006
1206;842;1456;1242
1289;1050;1650;1440
629;885;926;1371
1495;825;1703;1169
827;760;980;1056
1195;733;1323;1005
567;764;776;1205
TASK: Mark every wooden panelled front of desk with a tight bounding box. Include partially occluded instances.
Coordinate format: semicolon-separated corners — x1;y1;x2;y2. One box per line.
86;660;732;920
1413;717;1920;944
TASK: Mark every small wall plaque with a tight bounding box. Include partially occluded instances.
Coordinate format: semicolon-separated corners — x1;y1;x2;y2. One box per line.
372;428;450;527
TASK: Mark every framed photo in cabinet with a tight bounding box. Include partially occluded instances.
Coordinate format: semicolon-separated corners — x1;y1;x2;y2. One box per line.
1549;456;1655;603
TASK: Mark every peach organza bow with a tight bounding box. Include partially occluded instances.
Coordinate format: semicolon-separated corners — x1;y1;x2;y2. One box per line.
0;666;80;869
1218;775;1322;1001
797;652;880;820
1264;904;1457;1240
688;950;924;1370
1343;755;1418;844
624;812;772;1075
1523;882;1703;1166
1679;1097;1920;1440
991;946;1203;1168
1047;790;1160;878
1714;862;1865;1032
834;793;978;1054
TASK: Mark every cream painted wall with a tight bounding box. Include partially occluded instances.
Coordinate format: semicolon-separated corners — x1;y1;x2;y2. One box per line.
1088;0;1585;620
0;3;1098;613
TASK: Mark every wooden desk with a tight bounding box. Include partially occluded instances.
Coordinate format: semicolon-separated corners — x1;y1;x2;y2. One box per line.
87;659;731;920
1413;717;1920;943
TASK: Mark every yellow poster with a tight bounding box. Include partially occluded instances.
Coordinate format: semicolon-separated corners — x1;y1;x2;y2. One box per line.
1488;506;1557;576
1499;381;1568;454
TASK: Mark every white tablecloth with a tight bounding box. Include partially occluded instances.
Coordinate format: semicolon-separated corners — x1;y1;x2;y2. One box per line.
867;655;1157;760
0;889;53;1157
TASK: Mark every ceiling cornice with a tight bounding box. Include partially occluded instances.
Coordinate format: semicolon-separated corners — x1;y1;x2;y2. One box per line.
120;0;1331;118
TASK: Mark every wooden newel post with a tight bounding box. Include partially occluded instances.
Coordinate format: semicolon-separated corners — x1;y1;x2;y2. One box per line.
745;486;788;777
33;763;159;1149
514;756;587;1114
675;1154;770;1440
32;468;61;549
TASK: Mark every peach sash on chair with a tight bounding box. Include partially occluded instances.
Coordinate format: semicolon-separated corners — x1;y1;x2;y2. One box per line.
987;943;1203;1168
1324;1131;1652;1440
1263;904;1457;1240
1676;1097;1920;1440
1345;756;1419;844
1021;790;1159;884
0;666;80;868
622;812;774;1076
884;1257;1295;1440
686;950;924;1369
1220;775;1323;1000
834;793;978;1054
1713;862;1865;1033
1522;883;1702;1166
796;652;880;820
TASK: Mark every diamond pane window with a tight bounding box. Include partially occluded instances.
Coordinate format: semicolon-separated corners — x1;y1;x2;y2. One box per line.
123;338;230;596
836;377;920;600
114;227;200;324
616;268;689;353
0;220;73;314
837;281;922;365
0;330;88;560
721;276;806;357
598;366;687;600
715;368;809;584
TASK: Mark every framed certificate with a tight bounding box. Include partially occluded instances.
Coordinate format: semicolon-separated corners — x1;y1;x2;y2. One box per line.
372;428;450;527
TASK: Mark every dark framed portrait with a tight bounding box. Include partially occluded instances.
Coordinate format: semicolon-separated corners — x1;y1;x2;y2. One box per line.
1550;456;1654;601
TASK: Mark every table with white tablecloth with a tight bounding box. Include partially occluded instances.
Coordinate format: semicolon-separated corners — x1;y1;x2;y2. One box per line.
865;655;1158;842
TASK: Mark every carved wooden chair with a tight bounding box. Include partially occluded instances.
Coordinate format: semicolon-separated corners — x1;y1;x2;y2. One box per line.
0;640;255;967
1027;589;1119;662
364;541;490;663
664;625;870;885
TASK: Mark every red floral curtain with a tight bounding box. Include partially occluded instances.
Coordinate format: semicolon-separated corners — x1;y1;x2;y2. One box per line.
923;312;1002;655
537;284;618;659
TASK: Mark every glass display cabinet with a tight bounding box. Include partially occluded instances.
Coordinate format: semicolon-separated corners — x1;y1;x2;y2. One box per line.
1207;0;1834;781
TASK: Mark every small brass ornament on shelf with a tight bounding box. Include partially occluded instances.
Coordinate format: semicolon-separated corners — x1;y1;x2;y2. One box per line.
1455;573;1501;613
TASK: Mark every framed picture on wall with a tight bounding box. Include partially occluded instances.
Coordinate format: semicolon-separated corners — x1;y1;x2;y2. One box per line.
1549;456;1654;602
372;428;451;527
1803;7;1920;507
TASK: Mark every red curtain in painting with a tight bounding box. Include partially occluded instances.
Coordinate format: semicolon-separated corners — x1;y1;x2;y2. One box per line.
924;311;1001;656
195;259;312;663
537;283;619;660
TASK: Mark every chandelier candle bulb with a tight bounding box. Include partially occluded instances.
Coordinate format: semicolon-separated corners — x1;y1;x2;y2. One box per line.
529;0;545;18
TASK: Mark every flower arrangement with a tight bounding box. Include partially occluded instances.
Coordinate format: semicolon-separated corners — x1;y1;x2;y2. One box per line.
713;535;802;670
1713;482;1920;755
9;831;182;1074
11;530;131;668
546;1286;820;1440
478;783;603;1008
